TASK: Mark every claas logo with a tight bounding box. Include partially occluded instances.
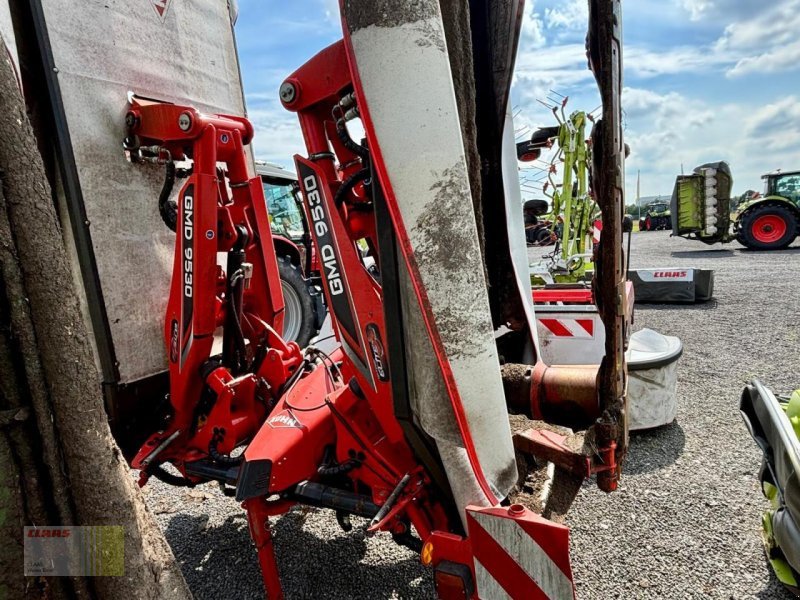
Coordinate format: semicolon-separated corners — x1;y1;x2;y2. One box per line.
27;529;71;538
654;271;687;278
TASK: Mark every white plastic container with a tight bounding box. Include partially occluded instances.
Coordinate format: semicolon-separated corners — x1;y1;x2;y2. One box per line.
626;328;683;430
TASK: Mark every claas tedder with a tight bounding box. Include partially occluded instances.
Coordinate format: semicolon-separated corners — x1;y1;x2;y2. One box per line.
119;1;630;598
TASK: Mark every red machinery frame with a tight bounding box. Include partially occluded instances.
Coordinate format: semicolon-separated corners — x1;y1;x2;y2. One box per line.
125;0;626;594
124;95;303;484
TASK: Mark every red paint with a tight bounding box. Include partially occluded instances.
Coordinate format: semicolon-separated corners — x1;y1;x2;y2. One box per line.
576;318;594;336
752;214;788;244
539;318;574;337
653;271;688;278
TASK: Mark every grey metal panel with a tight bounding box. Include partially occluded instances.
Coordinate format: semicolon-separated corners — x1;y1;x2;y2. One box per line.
38;0;246;383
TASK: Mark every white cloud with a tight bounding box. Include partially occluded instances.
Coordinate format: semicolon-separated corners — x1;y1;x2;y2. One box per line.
521;1;547;50
625;45;729;78
678;0;714;21
714;0;800;77
245;94;307;168
514;42;596;103
621;86;800;199
544;0;588;30
745;96;800;152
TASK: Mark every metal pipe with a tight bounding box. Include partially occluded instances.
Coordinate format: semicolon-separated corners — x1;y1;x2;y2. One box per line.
288;481;380;519
501;362;600;429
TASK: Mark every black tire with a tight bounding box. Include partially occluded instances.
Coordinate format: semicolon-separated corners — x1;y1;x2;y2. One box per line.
737;203;798;251
535;227;553;245
277;257;316;347
529;126;561;146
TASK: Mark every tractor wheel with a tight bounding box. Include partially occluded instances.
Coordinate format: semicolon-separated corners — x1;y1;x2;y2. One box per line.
644;216;652;231
738;204;797;250
278;257;317;347
535;227;553;246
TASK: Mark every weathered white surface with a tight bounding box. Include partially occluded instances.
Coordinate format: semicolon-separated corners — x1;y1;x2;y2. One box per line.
627;328;682;430
501;109;540;363
347;5;517;507
470;510;574;600
0;1;17;71
536;305;606;366
40;0;246;382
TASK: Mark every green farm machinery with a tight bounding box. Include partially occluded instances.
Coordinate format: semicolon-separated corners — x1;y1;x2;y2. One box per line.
672;164;800;250
520;100;599;285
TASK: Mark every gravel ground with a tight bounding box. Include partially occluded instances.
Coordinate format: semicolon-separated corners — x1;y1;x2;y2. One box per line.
142;230;800;599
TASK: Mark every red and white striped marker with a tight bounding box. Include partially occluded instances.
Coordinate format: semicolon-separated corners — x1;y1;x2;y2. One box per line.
466;505;575;599
538;318;595;339
592;219;602;247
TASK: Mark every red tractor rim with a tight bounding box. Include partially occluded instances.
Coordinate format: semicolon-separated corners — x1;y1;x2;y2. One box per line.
752;214;787;244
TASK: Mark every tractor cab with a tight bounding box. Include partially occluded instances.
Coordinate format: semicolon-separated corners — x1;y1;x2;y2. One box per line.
256;161;325;347
259;163;305;242
763;170;800;204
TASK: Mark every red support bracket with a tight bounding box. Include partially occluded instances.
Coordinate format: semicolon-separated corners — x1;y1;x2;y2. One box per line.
513;428;618;485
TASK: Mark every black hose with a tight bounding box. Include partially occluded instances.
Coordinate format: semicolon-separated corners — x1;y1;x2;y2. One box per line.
318;458;359;477
316;444;358;477
208;431;243;466
336;119;369;160
392;530;423;553
334;167;371;208
147;463;196;488
230;273;249;372
159;160;178;232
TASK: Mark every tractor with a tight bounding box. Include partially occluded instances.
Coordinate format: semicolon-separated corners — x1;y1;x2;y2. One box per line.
734;170;800;250
672;165;800;250
256;162;326;347
639;200;672;231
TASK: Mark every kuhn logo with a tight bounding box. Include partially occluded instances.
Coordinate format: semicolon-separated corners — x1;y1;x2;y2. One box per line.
366;324;389;382
654;271;687;278
169;319;179;362
150;0;172;22
28;529;71;538
303;175;343;296
267;409;303;429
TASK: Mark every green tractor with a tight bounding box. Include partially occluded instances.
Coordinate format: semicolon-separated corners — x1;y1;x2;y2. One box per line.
672;164;800;250
734;170;800;250
638;200;672;231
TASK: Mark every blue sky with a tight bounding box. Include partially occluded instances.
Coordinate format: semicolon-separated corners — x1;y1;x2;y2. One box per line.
235;0;800;202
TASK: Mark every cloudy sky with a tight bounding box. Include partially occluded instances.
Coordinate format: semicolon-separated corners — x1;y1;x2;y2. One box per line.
235;0;800;202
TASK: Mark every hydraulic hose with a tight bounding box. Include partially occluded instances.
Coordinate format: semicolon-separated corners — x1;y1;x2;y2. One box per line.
159;160;178;232
208;431;243;466
336;118;369;160
334;167;371;208
147;463;196;488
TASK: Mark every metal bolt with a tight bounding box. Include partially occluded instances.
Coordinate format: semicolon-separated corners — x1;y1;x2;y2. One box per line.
279;81;297;104
178;112;192;131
